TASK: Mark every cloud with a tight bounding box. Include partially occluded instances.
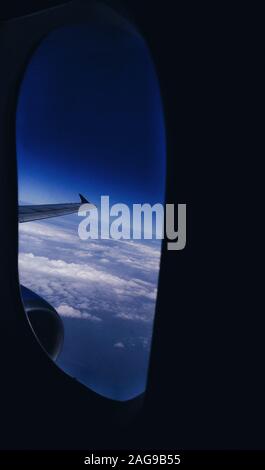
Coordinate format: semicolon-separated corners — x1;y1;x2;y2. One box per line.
114;342;125;349
19;221;74;242
57;304;102;322
18;217;159;400
115;312;151;323
19;252;157;305
18;219;160;326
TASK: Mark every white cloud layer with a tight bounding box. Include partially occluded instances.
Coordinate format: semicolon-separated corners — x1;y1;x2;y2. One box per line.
19;219;160;325
18;217;160;398
57;303;102;322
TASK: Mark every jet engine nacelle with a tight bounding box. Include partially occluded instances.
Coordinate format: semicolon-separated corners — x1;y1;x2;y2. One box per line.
20;285;64;360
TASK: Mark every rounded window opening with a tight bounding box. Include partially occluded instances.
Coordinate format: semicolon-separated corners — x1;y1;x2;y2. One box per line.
16;6;166;401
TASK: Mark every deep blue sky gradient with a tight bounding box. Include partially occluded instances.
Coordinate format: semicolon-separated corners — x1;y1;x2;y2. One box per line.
17;24;166;207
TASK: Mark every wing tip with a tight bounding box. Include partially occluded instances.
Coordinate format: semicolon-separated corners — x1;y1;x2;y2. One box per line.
79;193;89;204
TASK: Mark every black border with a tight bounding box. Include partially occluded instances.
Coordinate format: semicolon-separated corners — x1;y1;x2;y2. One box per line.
0;0;262;455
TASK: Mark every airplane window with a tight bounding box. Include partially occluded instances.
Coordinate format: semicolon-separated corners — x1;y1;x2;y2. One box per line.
16;10;166;401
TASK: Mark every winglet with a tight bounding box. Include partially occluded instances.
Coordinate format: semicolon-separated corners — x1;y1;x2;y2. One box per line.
79;194;89;204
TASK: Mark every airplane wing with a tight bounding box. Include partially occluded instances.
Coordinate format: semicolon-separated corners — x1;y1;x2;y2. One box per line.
19;194;89;223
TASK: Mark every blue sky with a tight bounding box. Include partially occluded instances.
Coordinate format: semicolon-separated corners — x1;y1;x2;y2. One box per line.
16;18;166;401
17;24;165;207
